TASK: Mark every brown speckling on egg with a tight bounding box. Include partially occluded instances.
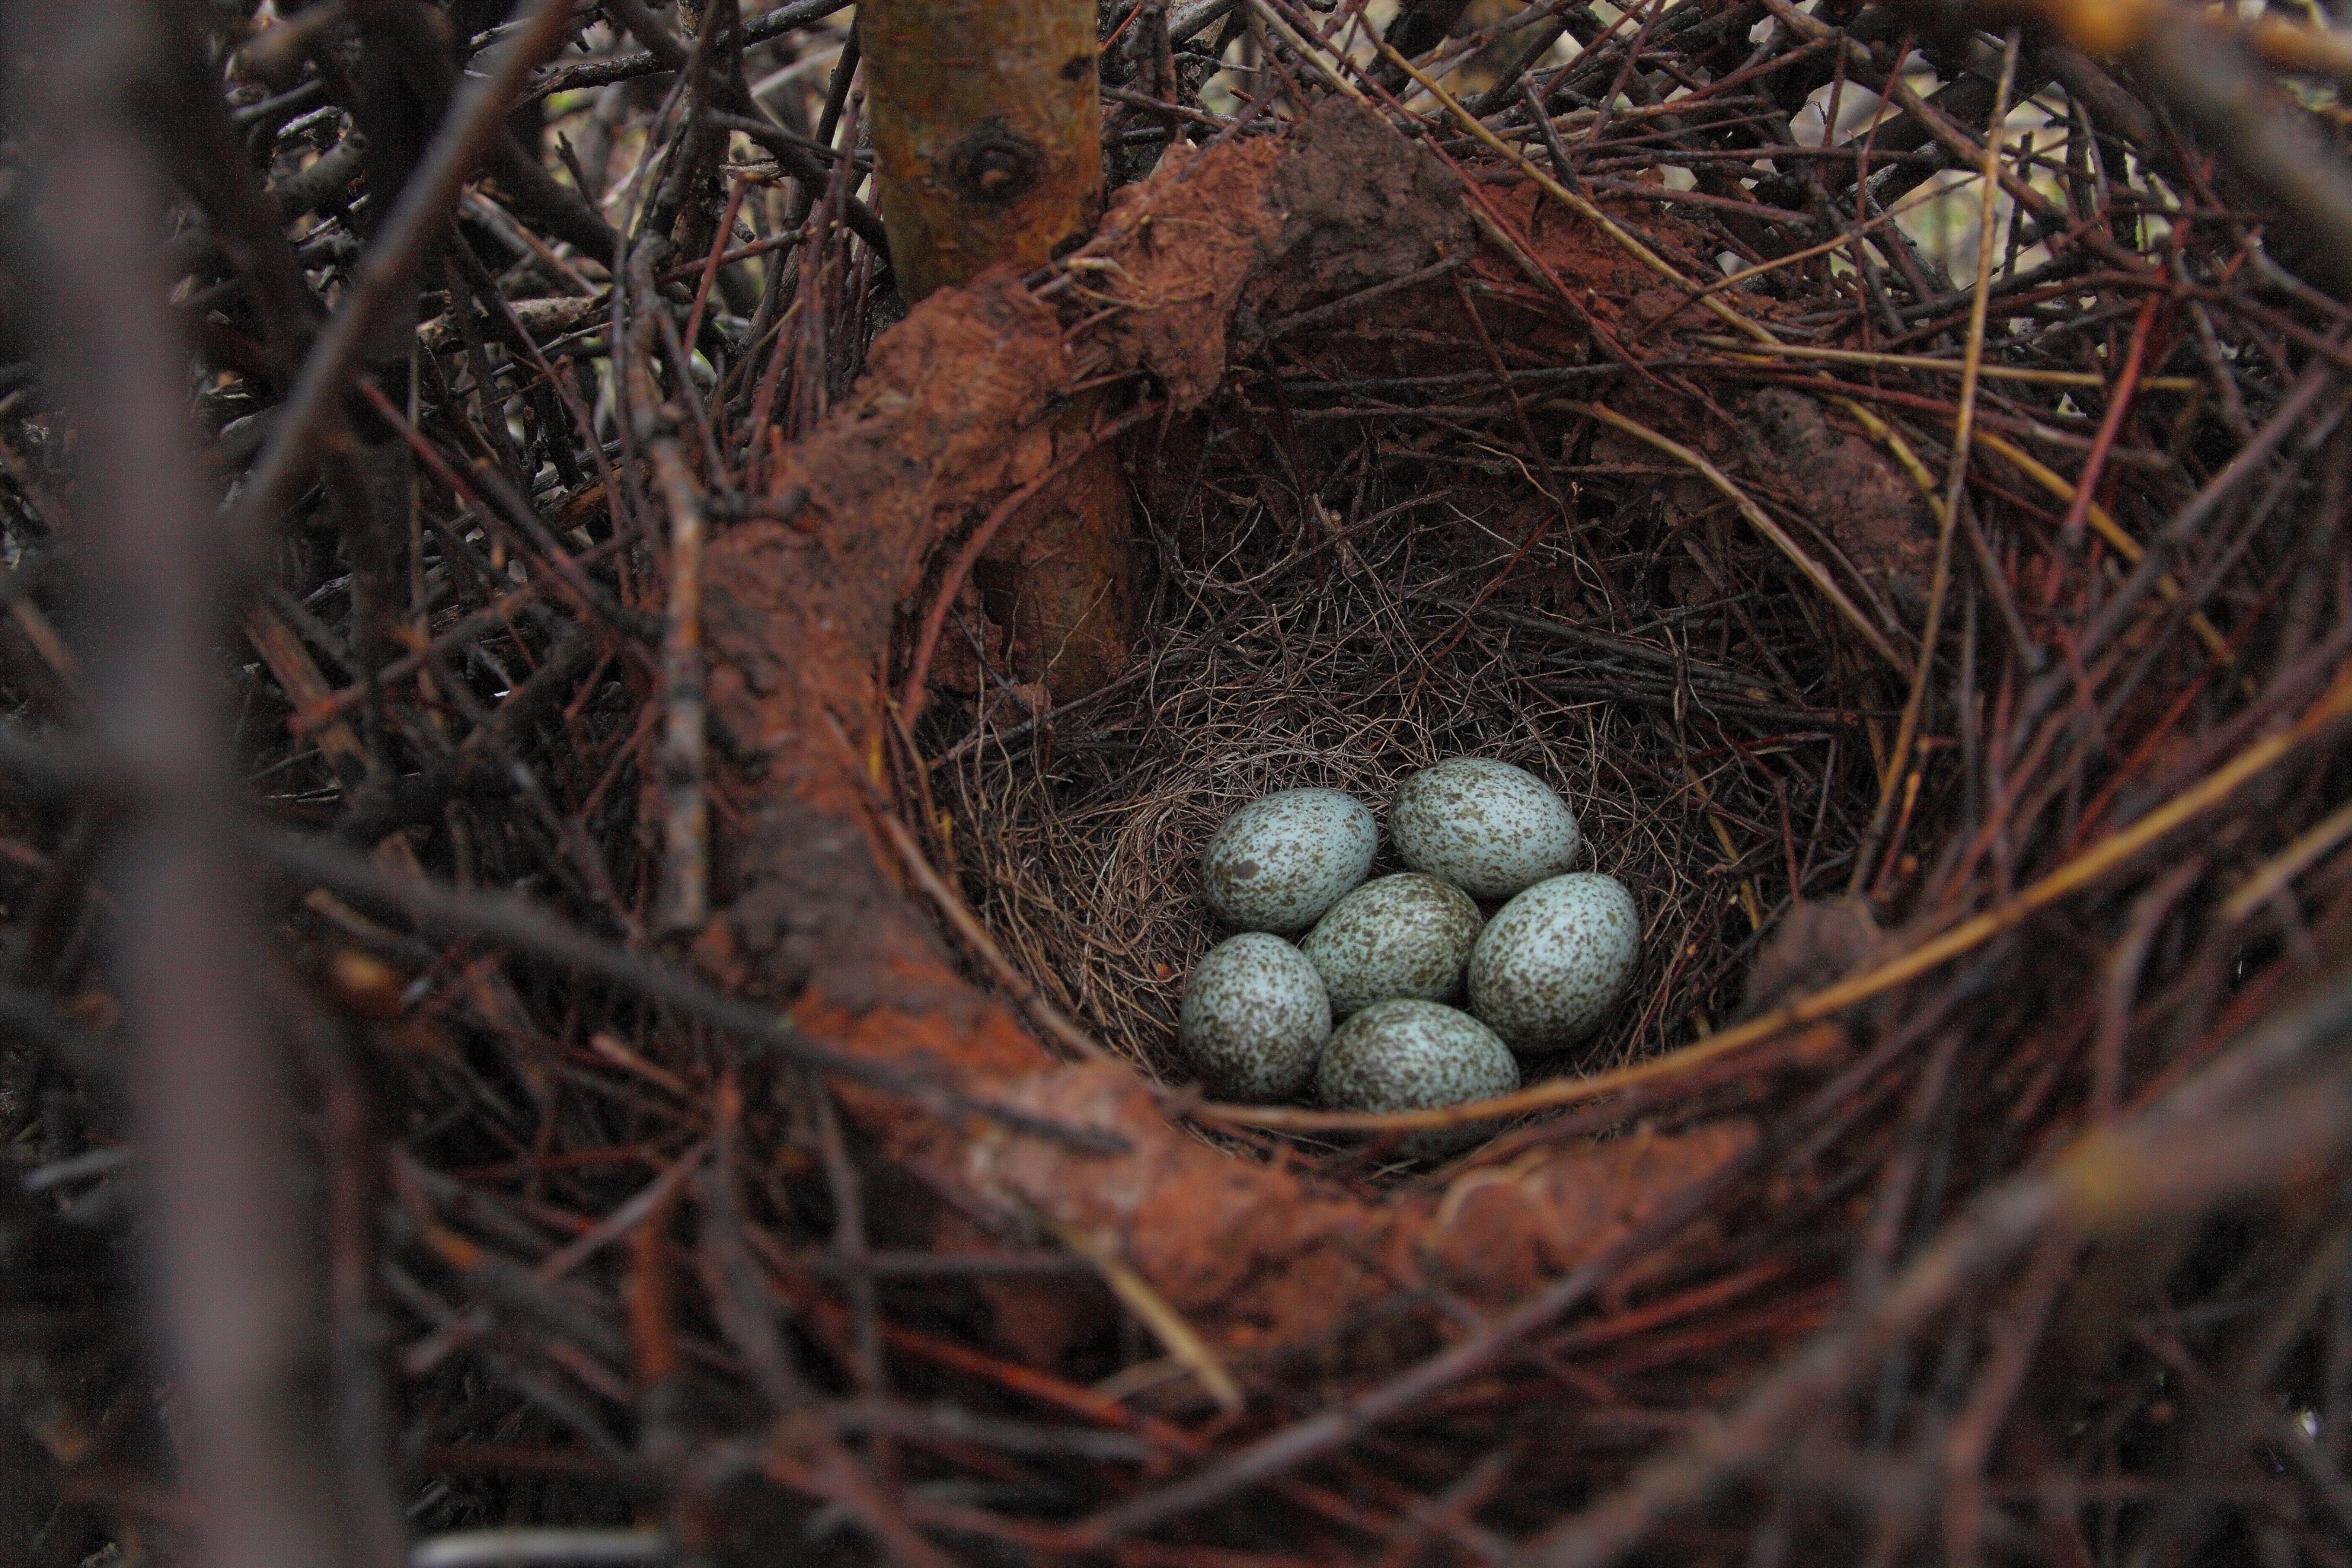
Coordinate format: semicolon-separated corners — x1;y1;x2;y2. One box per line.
1200;788;1378;932
1300;873;1483;1017
1315;999;1519;1155
1178;932;1333;1099
1467;873;1640;1054
1389;758;1580;901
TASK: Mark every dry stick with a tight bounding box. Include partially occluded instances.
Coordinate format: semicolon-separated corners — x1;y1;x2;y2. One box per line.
228;0;583;549
1264;6;1695;410
1373;31;1779;349
2132;13;2352;297
1970;431;2235;669
351;379;641;643
248;826;1129;1155
1040;1213;1246;1415
1205;653;2352;1137
1374;21;1974;681
1938;1234;2074;1562
2059;293;2161;550
1517;970;2352;1568
1086;1008;1955;1545
647;440;710;934
525;0;853;100
2029;351;2341;743
1689;336;2198;393
1852;32;2018;896
399;1143;714;1385
2220;793;2352;920
1766;0;2132;278
608;7;731;938
3;8;351;1568
1082;1100;1778;1543
287;520;646;736
604;0;890;254
1651;207;1923;330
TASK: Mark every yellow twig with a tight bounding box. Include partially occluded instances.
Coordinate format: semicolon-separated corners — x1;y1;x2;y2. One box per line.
1692;336;2197;393
1043;1214;1244;1414
1371;33;1782;348
1685;764;1765;931
1832;397;1944;508
2221;795;2352;922
1975;431;2236;669
1856;33;2017;890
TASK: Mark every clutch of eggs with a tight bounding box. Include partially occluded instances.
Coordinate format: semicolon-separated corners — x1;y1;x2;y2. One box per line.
1183;762;1641;1139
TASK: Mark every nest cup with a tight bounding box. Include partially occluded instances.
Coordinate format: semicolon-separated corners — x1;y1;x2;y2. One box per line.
935;370;1880;1108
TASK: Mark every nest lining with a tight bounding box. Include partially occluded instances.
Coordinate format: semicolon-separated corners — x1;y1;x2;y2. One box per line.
940;403;1886;1093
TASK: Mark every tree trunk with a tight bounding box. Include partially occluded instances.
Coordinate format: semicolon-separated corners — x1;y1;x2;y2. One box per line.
861;0;1138;699
861;0;1104;300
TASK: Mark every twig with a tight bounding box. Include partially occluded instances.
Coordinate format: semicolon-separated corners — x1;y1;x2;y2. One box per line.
1689;336;2196;392
1852;31;2018;893
1553;401;1910;672
524;0;853;99
2133;12;2352;296
228;0;585;548
647;439;710;935
248;825;1129;1154
1516;967;2352;1567
1043;1213;1245;1415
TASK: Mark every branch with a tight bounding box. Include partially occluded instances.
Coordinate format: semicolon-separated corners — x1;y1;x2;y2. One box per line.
0;5;366;1567
1517;965;2352;1567
524;0;852;99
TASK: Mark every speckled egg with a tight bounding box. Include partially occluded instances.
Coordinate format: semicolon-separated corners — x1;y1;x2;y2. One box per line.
1389;758;1581;901
1201;788;1378;932
1315;1000;1519;1154
1178;933;1333;1100
1300;873;1484;1017
1467;873;1640;1054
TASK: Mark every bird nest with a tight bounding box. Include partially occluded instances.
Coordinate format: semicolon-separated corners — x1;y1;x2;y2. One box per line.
13;7;2352;1565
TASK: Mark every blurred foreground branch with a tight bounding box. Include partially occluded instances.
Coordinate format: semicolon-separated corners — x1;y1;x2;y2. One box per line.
0;4;368;1568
